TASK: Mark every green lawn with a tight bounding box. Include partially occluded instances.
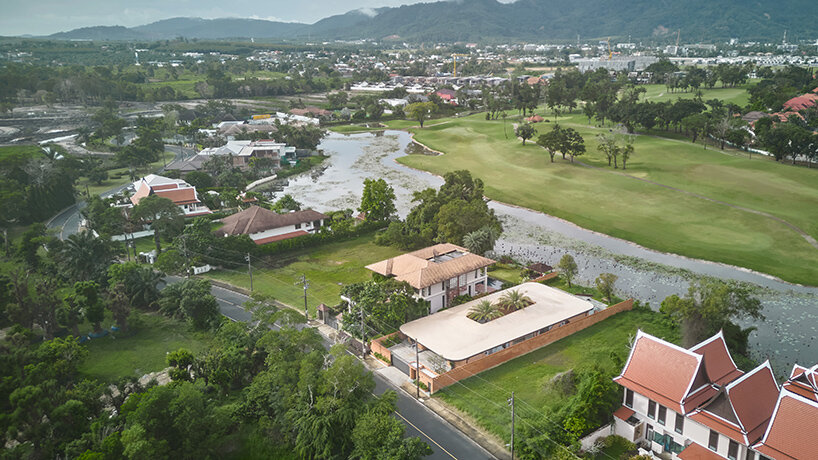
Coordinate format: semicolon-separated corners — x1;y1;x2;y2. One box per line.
204;235;403;313
435;308;678;442
78;150;173;197
79;312;212;383
487;264;522;285
387;112;818;285
639;83;752;106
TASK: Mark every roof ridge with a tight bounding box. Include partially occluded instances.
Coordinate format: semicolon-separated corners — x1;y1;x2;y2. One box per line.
242;205;262;234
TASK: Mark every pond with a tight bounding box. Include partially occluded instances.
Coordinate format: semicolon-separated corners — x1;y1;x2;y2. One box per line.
279;130;818;375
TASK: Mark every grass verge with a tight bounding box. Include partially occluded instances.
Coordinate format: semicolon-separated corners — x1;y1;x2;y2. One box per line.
435;308;678;442
204;235;403;313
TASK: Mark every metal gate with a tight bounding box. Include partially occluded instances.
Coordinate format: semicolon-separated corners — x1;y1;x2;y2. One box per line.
392;352;411;376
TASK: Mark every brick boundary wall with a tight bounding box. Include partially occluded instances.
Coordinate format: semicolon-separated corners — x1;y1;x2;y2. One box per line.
531;272;559;283
369;331;403;363
429;298;635;393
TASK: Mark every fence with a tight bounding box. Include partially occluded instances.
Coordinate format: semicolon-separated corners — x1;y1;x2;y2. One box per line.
428;298;635;393
370;332;401;363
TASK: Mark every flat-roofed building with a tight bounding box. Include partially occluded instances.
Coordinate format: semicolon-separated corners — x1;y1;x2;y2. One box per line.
400;282;595;366
366;243;495;313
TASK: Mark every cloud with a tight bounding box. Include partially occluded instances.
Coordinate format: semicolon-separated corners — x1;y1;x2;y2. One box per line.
357;7;378;17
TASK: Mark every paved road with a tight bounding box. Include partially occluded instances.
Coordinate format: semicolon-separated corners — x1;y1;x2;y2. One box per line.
163;276;495;460
46;145;191;241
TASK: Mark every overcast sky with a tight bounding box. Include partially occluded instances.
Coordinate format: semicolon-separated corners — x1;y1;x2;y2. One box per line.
2;0;511;36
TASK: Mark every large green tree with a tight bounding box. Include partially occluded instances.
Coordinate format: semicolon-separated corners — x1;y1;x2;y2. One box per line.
660;280;763;348
405;102;437;128
359;178;397;223
131;195;184;254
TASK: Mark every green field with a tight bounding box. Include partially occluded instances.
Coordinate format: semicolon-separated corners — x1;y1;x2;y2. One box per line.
205;235;402;313
436;308;678;442
0;145;45;161
639;83;752;106
387;112;818;285
79;312;212;382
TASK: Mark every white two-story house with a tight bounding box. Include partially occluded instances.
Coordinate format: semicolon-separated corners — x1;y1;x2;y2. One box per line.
130;174;212;217
366;243;495;313
612;330;817;460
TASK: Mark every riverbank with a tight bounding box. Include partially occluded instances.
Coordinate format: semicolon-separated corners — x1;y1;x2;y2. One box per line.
281;129;817;375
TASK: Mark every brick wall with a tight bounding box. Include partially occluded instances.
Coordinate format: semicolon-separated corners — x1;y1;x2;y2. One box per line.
430;299;635;393
531;272;559;283
369;331;402;363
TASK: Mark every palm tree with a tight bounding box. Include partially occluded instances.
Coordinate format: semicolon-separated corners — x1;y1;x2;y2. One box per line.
56;230;116;283
498;289;533;312
467;300;502;323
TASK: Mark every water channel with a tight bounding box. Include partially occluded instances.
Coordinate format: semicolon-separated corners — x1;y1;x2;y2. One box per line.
278;130;818;375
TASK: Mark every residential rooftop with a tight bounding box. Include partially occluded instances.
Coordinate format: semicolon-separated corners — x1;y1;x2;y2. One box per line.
399;282;595;361
366;243;495;290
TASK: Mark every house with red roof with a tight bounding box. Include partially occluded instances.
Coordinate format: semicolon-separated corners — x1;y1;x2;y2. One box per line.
130;174;211;217
610;330;806;460
214;205;327;245
752;365;818;460
782;93;818;112
433;88;458;105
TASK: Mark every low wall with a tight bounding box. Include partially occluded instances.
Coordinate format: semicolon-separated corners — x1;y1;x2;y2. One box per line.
370;331;402;364
430;299;635;393
531;272;559;283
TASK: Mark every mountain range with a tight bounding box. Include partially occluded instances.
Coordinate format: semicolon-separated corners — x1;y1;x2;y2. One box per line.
46;0;816;43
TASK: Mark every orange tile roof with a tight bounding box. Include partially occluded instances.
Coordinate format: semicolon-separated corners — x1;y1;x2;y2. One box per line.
678;442;724;460
783;93;818;111
613;406;635;421
366;243;495;290
690;362;779;445
754;392;818;460
614;331;708;414
154;188;199;205
130;182;152;206
727;362;779;444
690;331;744;386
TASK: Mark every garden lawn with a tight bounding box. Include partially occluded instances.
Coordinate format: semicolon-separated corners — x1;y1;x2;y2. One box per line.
204;235;403;314
79;312;212;383
388;112;818;285
435;308;678;442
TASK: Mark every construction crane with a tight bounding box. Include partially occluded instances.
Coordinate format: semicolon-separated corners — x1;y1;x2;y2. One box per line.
452;54;469;78
607;37;613;60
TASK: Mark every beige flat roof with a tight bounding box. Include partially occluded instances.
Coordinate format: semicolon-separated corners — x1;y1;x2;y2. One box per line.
399;282;594;361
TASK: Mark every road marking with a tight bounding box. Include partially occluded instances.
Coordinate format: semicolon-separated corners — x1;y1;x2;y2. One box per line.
392;407;458;460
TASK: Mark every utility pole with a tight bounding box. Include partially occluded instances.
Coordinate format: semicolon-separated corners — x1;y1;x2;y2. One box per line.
508;391;515;460
359;307;366;360
180;234;190;278
416;339;421;399
245;253;253;291
297;274;309;320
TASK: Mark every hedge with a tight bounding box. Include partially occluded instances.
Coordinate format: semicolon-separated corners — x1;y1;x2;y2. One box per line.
254;220;388;257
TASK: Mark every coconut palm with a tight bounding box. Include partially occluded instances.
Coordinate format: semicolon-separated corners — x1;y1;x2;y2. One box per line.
499;289;533;311
467;300;502;323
